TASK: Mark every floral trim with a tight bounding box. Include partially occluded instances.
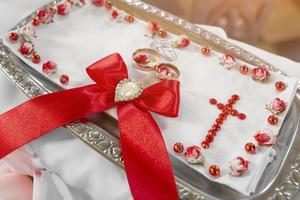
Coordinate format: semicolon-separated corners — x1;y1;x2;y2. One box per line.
7;0;133;86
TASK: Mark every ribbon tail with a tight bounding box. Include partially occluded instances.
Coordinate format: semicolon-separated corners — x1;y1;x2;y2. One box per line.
117;103;179;200
0;84;115;158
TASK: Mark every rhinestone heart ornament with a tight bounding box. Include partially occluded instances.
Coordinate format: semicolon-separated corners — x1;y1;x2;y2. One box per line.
115;78;143;102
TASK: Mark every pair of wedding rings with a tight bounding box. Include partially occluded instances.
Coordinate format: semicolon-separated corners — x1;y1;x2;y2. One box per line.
132;48;180;80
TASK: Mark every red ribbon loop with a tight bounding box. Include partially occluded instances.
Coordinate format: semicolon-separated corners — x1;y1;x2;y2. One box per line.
86;53;128;92
0;53;180;200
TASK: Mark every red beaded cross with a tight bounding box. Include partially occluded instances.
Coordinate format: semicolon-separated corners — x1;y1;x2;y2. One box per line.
201;94;246;149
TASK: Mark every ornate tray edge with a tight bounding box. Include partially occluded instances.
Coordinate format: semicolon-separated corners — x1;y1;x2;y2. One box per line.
0;0;299;199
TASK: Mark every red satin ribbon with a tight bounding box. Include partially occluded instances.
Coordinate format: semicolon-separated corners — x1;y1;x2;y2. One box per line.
0;53;180;200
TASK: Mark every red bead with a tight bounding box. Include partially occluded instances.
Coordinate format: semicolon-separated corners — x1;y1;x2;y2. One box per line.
57;3;69;16
232;94;240;101
9;32;19;41
59;74;69;85
173;142;184;153
212;124;220;131
216;118;223;124
245;142;256;154
207;130;216;137
230;109;238;116
111;10;119;19
206;135;214;143
201;47;211;56
225;105;232;110
31;53;41;64
275;81;286;92
125;15;134;23
209;98;217;105
239;65;249;74
158;29;168;38
227;99;235;105
217;103;224;110
32;18;40;26
105;0;113;9
238;113;246;120
219;113;227;120
209;165;220;177
201;141;209;149
42;60;57;74
268;115;278;125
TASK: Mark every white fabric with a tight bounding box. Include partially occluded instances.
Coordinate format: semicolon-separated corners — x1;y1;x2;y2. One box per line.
2;2;299;195
0;0;300;199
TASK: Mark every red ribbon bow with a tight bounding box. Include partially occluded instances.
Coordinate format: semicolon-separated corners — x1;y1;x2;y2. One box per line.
0;53;180;200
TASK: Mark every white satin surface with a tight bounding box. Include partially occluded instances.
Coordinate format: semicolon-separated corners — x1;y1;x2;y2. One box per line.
0;0;300;199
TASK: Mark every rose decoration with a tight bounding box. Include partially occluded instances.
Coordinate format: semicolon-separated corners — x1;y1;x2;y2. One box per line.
251;67;270;82
219;54;238;69
229;157;249;176
175;35;190;48
92;0;104;6
156;65;172;80
184;146;205;164
147;21;159;37
267;97;286;115
42;60;57;74
111;9;120;20
37;7;55;24
254;128;277;146
57;2;71;16
20;25;36;41
19;42;34;57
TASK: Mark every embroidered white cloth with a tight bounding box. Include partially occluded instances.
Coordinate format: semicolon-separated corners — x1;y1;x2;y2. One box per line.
1;0;300;197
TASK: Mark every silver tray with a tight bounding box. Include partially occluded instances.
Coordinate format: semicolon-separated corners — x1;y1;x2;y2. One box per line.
1;0;300;199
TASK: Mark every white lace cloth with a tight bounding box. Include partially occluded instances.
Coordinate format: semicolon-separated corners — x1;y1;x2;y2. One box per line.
0;0;300;199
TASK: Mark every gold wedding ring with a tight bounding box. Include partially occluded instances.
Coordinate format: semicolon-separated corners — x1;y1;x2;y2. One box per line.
132;48;161;71
156;63;180;80
132;48;180;80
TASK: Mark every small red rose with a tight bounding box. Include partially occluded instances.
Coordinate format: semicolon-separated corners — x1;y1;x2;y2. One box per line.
57;2;71;16
37;7;55;24
251;67;270;82
254;128;277;146
229;157;249;176
111;10;119;20
267;97;286;115
184;146;205;164
19;42;34;56
92;0;104;6
219;54;238;69
42;60;57;75
175;35;190;48
147;21;159;36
